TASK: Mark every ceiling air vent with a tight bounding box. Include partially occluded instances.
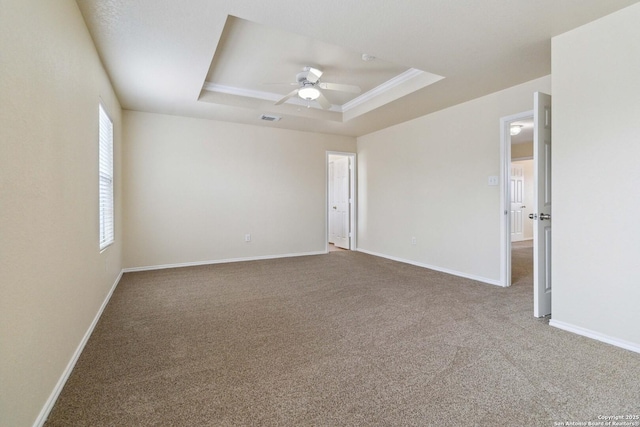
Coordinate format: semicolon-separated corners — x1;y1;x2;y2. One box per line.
260;114;281;122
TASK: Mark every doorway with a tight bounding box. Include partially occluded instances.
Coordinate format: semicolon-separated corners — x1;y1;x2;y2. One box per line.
501;93;553;319
510;157;534;286
327;152;356;252
500;111;534;287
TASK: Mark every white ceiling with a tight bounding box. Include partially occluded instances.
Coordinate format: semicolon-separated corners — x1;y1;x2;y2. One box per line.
203;16;412;106
199;16;444;124
76;0;639;137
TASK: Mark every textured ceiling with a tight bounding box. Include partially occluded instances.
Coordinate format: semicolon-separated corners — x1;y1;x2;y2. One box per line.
76;0;639;137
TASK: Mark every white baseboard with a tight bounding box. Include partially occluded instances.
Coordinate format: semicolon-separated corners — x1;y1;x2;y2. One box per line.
33;270;124;427
549;319;640;354
122;251;327;273
355;248;501;287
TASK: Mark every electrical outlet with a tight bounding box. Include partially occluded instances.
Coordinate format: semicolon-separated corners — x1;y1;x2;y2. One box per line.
411;237;417;245
245;234;251;242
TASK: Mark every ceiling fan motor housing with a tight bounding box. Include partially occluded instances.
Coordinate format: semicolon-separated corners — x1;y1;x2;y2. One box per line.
296;71;313;85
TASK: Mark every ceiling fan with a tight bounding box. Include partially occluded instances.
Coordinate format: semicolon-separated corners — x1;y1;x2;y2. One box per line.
274;66;361;109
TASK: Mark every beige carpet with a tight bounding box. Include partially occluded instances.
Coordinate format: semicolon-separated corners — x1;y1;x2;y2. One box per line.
45;251;640;426
511;240;533;287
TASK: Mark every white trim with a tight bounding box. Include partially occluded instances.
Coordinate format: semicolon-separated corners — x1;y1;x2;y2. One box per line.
203;82;281;102
122;251;326;273
202;82;342;112
341;68;425;112
98;102;115;251
512;155;533;161
549;319;640;355
203;68;434;114
34;270;124;427
500;110;534;288
356;248;502;287
326;151;357;252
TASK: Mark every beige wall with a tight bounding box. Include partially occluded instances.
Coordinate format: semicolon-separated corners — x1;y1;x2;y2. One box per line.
0;1;123;425
551;3;640;347
122;111;356;269
3;4;637;426
357;76;551;284
511;142;533;159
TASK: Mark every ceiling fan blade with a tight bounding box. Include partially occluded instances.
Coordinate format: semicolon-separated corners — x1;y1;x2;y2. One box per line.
318;82;361;94
315;91;331;109
275;88;299;105
306;67;323;83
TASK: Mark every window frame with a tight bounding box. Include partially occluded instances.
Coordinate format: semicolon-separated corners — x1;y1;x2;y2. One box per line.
98;102;114;251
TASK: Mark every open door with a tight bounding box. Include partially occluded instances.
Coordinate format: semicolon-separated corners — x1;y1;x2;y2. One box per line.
331;156;350;249
532;92;552;317
328;161;336;244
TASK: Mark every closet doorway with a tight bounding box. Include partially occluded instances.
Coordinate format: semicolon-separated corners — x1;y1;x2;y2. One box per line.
327;152;356;251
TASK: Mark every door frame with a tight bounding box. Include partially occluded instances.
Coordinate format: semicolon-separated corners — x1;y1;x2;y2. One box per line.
326;151;356;252
500;110;533;287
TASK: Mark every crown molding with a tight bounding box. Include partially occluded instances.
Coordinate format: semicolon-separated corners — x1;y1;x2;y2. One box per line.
202;82;341;112
341;68;425;112
202;68;441;117
203;82;280;102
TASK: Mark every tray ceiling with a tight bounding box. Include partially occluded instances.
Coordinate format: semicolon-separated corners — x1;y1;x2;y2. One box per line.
199;16;444;123
76;0;639;137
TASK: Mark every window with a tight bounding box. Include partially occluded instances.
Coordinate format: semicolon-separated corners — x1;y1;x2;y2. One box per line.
98;103;114;250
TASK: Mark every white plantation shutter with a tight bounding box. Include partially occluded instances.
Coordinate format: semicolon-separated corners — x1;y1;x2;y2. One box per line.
99;104;114;250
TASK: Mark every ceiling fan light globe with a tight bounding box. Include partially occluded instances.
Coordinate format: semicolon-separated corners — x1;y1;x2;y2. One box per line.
298;86;320;100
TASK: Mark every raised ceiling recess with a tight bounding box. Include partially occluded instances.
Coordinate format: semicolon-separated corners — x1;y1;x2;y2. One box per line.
199;16;444;123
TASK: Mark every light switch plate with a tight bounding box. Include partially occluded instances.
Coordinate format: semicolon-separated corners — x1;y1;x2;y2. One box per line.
488;176;499;186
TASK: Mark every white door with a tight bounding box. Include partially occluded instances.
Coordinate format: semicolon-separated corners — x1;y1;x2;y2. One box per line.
510;163;525;242
328;161;336;244
331;157;350;249
533;92;552;317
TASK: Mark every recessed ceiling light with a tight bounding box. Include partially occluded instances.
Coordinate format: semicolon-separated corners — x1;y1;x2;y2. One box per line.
361;53;376;62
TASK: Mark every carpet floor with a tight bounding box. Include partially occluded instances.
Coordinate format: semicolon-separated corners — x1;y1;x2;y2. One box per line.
45;250;640;426
511;240;534;287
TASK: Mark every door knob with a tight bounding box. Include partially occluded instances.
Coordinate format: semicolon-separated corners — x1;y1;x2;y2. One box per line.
528;213;537;220
539;213;551;220
333;206;337;209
